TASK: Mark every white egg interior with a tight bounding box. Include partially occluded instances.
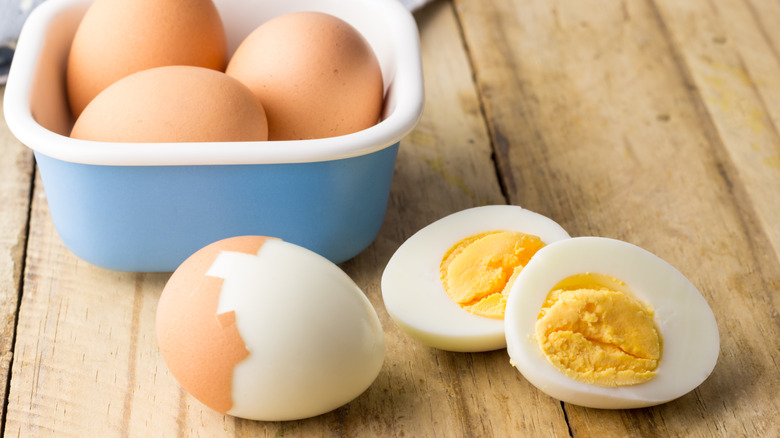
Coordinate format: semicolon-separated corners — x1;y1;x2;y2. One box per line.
381;205;571;352
208;239;385;421
505;237;720;409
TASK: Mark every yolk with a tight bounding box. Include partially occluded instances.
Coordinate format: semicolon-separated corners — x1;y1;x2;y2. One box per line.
440;230;545;319
535;273;661;387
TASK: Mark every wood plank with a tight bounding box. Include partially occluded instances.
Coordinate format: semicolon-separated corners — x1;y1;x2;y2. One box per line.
655;0;780;263
454;0;779;436
0;85;35;427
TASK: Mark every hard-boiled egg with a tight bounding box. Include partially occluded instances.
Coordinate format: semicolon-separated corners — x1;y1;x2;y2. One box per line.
156;236;385;421
505;236;719;409
381;205;571;352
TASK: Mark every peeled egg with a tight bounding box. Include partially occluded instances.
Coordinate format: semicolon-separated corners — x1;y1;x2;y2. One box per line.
70;66;268;142
226;11;384;140
381;205;571;352
67;0;227;117
505;236;719;409
156;236;385;421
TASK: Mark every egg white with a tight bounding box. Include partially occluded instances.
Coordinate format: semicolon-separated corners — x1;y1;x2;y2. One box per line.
505;236;720;409
209;239;385;421
381;205;571;352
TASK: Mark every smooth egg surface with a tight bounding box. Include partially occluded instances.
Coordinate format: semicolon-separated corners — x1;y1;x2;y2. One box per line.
71;66;268;142
226;11;384;140
67;0;227;117
157;236;385;421
381;205;571;352
505;237;720;409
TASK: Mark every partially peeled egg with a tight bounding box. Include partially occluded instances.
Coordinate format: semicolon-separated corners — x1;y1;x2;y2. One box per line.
381;205;571;352
505;237;719;409
156;236;385;421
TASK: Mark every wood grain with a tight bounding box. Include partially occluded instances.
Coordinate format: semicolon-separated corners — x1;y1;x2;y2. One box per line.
656;0;780;262
0;85;34;428
455;0;780;436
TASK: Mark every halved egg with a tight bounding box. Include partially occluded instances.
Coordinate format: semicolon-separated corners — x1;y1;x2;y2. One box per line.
381;205;571;352
505;237;719;409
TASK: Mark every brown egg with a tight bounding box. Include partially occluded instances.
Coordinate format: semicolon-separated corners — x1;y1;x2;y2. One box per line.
70;66;268;143
226;12;384;141
66;0;227;118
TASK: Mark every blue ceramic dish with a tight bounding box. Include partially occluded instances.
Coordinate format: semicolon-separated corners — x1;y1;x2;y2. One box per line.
4;0;423;272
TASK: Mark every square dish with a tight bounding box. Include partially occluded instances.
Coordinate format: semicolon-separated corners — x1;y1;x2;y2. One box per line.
3;0;423;272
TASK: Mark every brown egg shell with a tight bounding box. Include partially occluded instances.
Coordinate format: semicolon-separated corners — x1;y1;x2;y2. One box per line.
226;11;384;141
66;0;228;118
70;66;268;143
156;236;275;413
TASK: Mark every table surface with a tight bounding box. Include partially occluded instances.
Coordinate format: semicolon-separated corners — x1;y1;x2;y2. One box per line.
1;0;779;436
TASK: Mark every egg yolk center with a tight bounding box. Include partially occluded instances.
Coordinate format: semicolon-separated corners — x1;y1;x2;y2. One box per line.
535;273;661;387
440;231;545;319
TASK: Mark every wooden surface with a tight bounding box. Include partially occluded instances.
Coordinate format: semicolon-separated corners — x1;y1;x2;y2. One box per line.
1;0;779;436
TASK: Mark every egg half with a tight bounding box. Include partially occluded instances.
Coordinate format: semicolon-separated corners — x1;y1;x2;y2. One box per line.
381;205;571;352
505;236;719;409
156;236;385;421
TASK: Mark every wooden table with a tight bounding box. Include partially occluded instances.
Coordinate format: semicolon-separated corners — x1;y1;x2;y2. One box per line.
1;0;779;436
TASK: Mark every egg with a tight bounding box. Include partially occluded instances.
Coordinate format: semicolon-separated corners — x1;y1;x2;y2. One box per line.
67;0;227;117
156;236;385;421
504;237;719;409
381;205;571;352
226;11;384;140
70;66;268;142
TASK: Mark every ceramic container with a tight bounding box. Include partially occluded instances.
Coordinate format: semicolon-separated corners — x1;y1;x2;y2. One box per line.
4;0;423;272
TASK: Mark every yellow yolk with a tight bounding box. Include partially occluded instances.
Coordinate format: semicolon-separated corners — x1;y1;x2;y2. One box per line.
535;273;661;387
440;231;545;319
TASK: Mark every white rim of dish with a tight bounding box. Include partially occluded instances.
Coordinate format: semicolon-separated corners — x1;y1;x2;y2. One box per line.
2;0;424;166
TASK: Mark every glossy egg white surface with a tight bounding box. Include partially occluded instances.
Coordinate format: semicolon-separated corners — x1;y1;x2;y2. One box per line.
210;239;386;420
381;205;571;352
505;237;720;409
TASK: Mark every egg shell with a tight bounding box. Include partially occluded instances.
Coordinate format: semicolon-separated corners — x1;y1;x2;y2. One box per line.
66;0;228;117
505;236;720;409
381;205;571;352
70;66;268;142
226;11;384;140
156;236;267;413
157;236;385;421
